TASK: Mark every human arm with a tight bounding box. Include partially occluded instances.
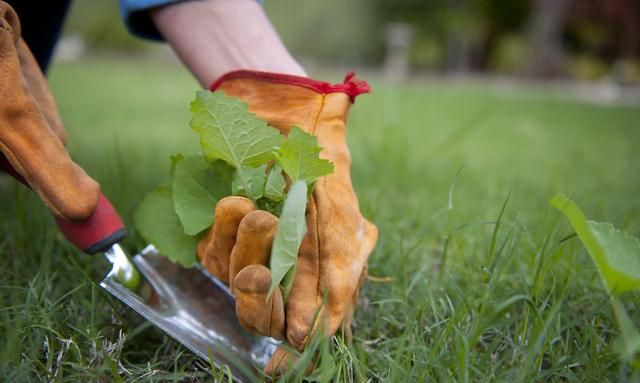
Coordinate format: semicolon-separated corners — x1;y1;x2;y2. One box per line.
149;0;305;87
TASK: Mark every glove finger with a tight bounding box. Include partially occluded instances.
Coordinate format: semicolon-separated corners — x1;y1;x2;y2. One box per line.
232;264;285;340
229;210;278;289
263;346;314;377
196;196;254;283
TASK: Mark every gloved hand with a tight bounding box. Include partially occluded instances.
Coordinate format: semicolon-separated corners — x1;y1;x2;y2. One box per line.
0;1;99;221
196;70;378;374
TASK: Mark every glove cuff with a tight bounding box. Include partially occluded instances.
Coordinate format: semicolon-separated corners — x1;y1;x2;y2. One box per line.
209;70;371;102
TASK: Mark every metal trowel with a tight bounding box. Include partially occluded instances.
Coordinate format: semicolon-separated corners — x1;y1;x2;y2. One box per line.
2;159;275;382
56;195;277;382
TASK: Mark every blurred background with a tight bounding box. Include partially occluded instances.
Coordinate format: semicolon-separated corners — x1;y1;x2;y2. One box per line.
59;0;640;88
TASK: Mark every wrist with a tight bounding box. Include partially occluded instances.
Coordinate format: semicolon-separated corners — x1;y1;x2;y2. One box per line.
209;70;369;100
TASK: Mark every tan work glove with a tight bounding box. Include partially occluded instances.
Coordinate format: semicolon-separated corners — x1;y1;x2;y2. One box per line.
0;1;99;221
197;70;378;375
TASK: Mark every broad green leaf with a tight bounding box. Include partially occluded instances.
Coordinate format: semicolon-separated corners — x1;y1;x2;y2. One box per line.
264;165;286;202
172;155;232;235
190;91;284;168
232;165;267;201
134;187;198;267
268;181;308;300
209;161;235;199
551;193;640;294
273;127;334;186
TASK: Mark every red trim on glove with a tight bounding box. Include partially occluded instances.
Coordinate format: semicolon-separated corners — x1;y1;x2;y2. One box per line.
209;70;371;102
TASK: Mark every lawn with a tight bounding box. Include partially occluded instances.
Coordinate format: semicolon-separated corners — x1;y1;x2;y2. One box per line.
1;58;639;382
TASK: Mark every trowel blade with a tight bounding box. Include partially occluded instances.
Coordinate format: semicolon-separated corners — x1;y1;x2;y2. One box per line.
100;245;277;382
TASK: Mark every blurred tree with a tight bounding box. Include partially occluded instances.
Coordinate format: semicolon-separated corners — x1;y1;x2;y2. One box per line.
264;0;381;66
477;0;530;69
377;0;639;80
377;0;474;71
563;0;640;81
376;0;531;72
64;0;147;52
56;0;640;82
565;0;640;60
526;0;573;78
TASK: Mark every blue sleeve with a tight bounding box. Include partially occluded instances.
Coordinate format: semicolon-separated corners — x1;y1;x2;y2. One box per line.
119;0;185;41
120;0;263;41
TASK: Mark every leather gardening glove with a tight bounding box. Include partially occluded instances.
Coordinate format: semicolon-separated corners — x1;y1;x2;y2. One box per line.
0;1;99;221
197;71;378;375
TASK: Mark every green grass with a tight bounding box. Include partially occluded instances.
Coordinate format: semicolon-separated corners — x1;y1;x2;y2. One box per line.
1;57;639;381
